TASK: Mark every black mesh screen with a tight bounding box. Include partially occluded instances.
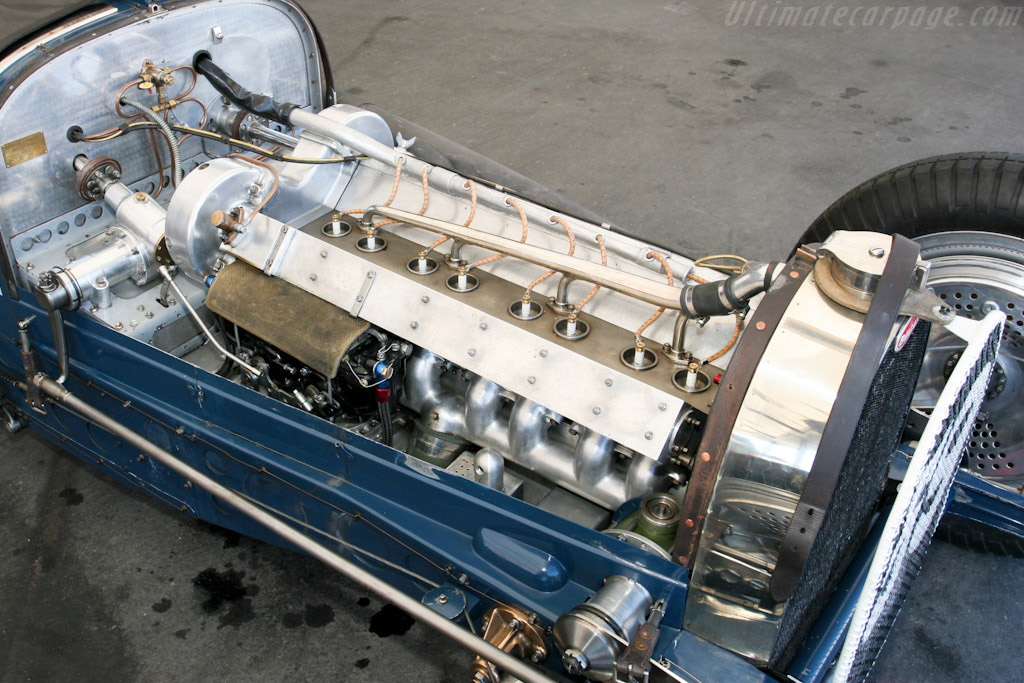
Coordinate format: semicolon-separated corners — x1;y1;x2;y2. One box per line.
768;322;930;669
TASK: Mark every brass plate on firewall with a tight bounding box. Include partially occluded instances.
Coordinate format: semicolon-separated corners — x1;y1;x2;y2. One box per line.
2;131;47;168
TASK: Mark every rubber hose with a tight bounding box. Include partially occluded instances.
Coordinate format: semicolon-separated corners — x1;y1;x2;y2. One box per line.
119;96;183;185
193;51;297;125
378;401;394;447
679;262;781;318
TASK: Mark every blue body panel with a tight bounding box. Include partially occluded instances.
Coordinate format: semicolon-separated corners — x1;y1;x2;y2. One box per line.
891;445;1024;548
0;289;772;678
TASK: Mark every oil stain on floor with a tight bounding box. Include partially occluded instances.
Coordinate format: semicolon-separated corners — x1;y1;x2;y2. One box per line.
192;566;259;628
369;603;414;637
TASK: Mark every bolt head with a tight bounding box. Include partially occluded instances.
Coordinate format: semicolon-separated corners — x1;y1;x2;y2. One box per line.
562;649;588;674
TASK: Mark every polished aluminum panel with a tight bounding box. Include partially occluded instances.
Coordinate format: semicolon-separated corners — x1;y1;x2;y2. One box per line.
314;155;745;363
683;271;865;664
0;0;323;274
224;212;695;460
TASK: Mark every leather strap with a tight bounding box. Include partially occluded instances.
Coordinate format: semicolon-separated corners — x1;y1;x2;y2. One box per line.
768;234;920;602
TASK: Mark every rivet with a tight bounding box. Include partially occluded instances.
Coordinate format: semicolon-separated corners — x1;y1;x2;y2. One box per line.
644;431;653;440
527;376;536;384
539;349;548;358
789;270;800;278
869;247;886;258
604;378;613;387
700;451;711;462
755;321;766;331
309;274;317;281
421;295;430;303
479;322;488;330
592;407;601;415
685;518;694;528
468;348;476;357
658;402;667;411
320;250;328;258
410;322;418;329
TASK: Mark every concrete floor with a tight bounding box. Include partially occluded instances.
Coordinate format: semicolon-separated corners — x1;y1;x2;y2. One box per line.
3;1;1024;681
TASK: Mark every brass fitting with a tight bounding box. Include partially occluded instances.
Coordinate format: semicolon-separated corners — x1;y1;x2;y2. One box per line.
470;605;548;683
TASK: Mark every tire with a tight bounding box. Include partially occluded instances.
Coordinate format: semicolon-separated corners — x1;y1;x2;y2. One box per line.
795;152;1024;557
795;151;1024;247
934;514;1024;558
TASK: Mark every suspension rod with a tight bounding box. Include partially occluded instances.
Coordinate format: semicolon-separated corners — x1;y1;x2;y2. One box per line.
32;374;557;683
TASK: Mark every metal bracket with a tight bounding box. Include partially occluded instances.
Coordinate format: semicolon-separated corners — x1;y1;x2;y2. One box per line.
614;599;665;683
351;270;376;317
17;318;45;414
156;276;177;307
263;224;295;276
470;605;548;683
813;239;954;324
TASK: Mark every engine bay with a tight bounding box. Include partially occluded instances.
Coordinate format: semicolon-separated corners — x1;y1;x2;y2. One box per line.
2;16;765;544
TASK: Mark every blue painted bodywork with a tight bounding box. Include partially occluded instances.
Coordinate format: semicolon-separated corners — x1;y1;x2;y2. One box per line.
0;288;733;677
891;445;1024;546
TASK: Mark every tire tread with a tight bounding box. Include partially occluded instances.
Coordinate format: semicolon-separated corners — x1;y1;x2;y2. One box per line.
798;152;1024;247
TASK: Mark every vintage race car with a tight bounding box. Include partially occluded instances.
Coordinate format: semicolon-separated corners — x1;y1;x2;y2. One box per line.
0;2;1020;682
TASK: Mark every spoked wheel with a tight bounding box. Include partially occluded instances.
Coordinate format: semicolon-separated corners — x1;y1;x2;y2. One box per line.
795;152;1024;555
911;233;1024;487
